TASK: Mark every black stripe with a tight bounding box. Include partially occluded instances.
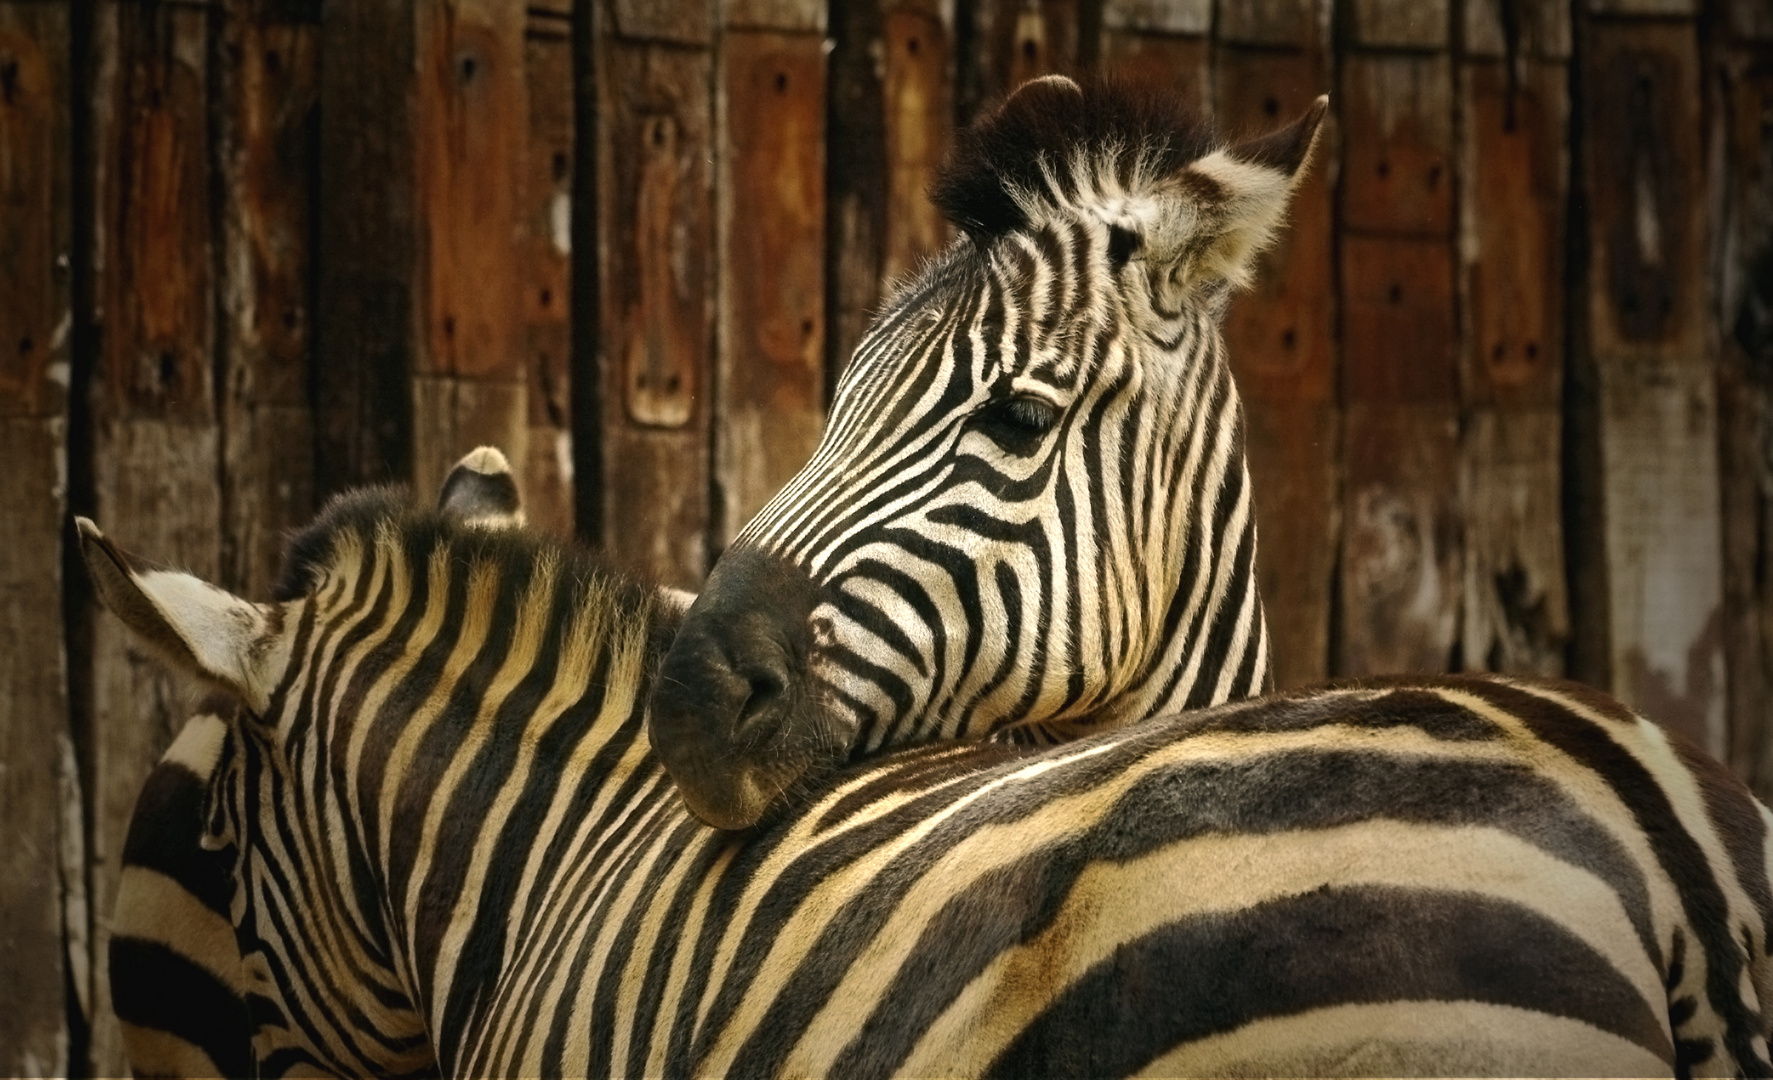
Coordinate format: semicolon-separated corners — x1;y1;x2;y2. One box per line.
987;886;1674;1077
109;936;252;1079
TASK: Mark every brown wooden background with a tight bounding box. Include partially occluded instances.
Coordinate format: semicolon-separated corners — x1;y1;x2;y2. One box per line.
2;0;1770;1072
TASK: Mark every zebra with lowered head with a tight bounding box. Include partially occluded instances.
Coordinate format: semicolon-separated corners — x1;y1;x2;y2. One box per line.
86;74;1773;1076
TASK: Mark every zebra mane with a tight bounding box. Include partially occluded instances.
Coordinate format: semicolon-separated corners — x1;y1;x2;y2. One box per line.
931;75;1217;243
270;485;674;648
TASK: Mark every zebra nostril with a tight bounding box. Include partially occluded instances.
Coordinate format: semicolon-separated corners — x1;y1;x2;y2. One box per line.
734;669;787;739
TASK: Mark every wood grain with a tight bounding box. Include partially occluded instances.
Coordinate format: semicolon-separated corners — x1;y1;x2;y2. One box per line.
522;8;574;538
1347;0;1447;48
217;0;318;597
599;38;714;585
1339;53;1453;237
0;6;71;1075
1216;0;1326;49
1579;18;1723;752
1462;0;1570;59
716;30;825;545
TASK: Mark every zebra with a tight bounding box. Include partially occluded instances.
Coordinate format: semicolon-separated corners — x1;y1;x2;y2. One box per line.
106;447;533;1078
79;477;1773;1076
652;74;1322;829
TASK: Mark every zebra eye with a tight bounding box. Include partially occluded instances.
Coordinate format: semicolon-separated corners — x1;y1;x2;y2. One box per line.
970;395;1059;455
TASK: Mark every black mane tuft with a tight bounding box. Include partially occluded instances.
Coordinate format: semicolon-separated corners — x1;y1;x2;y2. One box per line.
930;75;1215;242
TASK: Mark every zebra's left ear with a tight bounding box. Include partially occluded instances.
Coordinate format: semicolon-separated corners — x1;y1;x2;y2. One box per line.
76;517;287;712
1150;95;1328;294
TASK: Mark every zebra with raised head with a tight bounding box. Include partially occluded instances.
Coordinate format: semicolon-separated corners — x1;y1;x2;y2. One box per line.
80;475;1773;1077
653;75;1315;829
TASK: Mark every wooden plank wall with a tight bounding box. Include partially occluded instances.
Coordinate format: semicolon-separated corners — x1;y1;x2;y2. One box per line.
3;1;1770;1072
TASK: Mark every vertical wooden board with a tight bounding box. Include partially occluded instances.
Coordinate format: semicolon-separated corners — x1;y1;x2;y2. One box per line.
86;6;220;1072
1462;0;1571;59
1587;0;1695;16
0;7;71;1074
1215;47;1337;683
1462;408;1568;675
217;1;319;596
412;376;530;498
1460;59;1566;409
315;0;415;490
613;0;712;45
722;0;824;32
1347;0;1447;49
1599;361;1725;751
1578;19;1722;750
1713;49;1772;785
1337;404;1462;675
1097;31;1210;118
0;420;71;1080
1341;234;1457;403
717;30;825;543
1101;0;1211;36
1339;53;1453;237
1216;0;1326;50
1584;20;1708;363
881;4;952;287
599;39;714;585
960;0;1079;118
522;10;575;538
1243;403;1339;689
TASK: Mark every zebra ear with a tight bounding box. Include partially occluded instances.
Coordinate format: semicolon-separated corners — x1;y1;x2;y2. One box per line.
439;446;526;529
76;517;286;712
1149;95;1328;294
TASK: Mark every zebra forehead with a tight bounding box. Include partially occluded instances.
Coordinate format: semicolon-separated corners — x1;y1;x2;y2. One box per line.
932;74;1216;243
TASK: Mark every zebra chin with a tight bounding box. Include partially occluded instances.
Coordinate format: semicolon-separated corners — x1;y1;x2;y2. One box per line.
648;546;848;830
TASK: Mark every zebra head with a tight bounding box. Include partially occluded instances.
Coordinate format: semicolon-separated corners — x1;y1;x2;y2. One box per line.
652;76;1328;830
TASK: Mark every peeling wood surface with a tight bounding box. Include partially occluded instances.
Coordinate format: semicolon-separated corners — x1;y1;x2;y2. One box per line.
1462;408;1568;675
1579;18;1723;753
0;6;71;1076
716;30;826;544
1339;404;1463;675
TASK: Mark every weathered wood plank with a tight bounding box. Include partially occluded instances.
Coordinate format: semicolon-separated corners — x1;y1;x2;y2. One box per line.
0;6;72;1075
521;8;574;538
1588;0;1696;17
1348;0;1447;49
1714;48;1773;791
1341;234;1457;404
613;0;711;46
1462;0;1571;59
217;0;318;596
1462;408;1568;674
1338;404;1462;675
410;0;528;500
598;38;714;585
1216;46;1336;687
1102;0;1210;36
1458;58;1569;677
1096;30;1209;118
1339;52;1453;238
722;0;824;33
1459;60;1566;409
314;0;414;491
1578;18;1722;752
1216;0;1327;50
715;30;825;544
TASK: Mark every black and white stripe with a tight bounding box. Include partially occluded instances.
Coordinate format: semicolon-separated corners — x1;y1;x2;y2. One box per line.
84;489;1773;1077
650;76;1326;829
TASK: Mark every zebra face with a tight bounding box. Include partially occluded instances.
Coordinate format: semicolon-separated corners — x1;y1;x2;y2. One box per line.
653;75;1327;830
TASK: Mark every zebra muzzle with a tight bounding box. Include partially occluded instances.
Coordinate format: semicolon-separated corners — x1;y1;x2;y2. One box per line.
648;546;834;830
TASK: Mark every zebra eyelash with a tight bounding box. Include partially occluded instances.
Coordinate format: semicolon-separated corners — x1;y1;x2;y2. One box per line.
967;394;1061;455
